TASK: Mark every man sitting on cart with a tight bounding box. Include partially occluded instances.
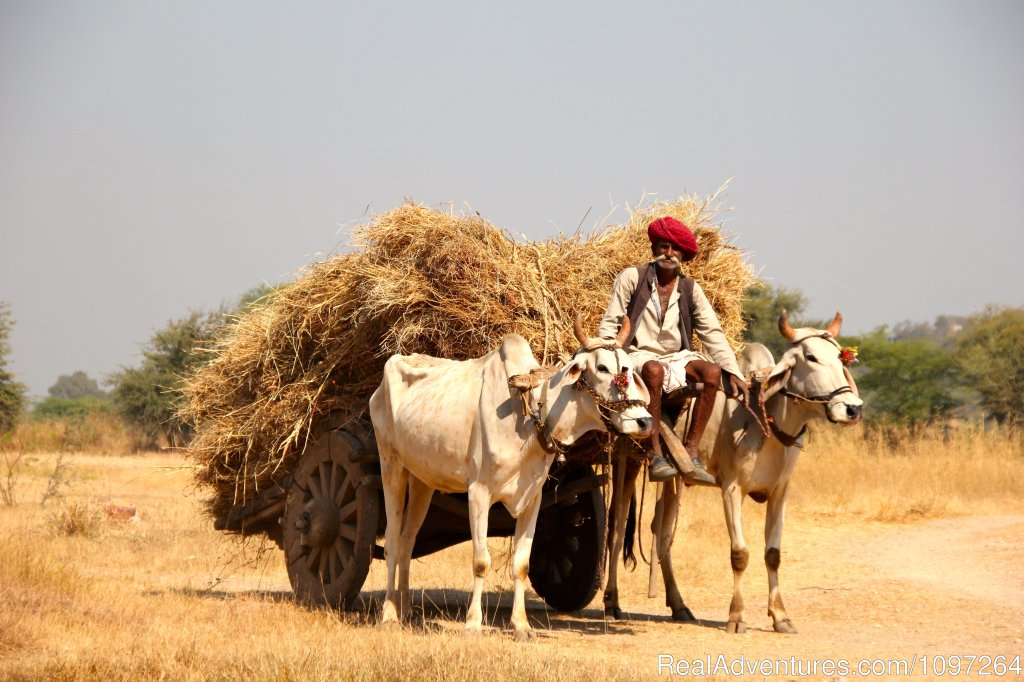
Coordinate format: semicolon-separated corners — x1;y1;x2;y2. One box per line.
599;216;749;485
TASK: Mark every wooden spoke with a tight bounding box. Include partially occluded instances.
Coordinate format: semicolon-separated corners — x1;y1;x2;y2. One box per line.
307;472;322;500
338;523;357;543
334;475;352;506
316;462;327;496
305;547;321;571
329;545;342;580
318;548;330;580
337;499;358;522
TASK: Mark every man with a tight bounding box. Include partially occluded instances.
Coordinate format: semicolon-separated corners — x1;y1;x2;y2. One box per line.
599;216;749;484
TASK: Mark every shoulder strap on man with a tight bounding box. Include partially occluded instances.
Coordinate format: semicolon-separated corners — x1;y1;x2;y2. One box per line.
678;276;694;352
623;265;653;350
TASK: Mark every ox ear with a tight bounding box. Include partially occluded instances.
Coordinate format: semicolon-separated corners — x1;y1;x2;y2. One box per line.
564;360;584;385
631;370;651;405
762;353;796;399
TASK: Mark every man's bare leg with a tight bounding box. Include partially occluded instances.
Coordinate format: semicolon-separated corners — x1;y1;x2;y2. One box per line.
681;360;721;475
642;360;716;484
640;360;665;458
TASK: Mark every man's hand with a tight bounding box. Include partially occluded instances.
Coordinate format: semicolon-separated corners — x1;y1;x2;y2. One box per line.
724;373;750;403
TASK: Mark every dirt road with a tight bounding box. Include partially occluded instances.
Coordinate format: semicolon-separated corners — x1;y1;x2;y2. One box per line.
384;512;1024;678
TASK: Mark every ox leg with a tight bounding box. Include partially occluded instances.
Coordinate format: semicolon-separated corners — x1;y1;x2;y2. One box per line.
510;490;544;642
657;478;696;622
604;453;638;620
722;482;749;634
765;482;797;634
396;476;435;620
465;482;492;634
380;463;410;625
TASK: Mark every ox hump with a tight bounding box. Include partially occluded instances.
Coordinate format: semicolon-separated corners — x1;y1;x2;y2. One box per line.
739;343;775;376
498;334;540;377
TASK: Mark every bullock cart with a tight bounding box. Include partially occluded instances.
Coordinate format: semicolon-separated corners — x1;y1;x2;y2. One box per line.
213;411;610;613
183;198;754;620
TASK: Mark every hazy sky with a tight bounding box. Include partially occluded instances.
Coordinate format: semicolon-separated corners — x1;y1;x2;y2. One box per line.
2;1;1022;398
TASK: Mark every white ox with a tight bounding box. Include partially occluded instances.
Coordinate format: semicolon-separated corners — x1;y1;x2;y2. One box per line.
369;319;652;640
605;311;863;634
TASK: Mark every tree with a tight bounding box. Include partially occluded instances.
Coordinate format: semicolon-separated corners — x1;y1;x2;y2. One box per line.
954;306;1024;424
107;285;278;448
108;311;220;447
742;283;812;358
0;302;27;434
848;330;961;427
236;283;275;313
891;315;968;344
48;371;107;399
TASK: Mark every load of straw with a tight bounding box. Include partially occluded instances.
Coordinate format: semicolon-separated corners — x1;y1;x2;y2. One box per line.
180;192;755;519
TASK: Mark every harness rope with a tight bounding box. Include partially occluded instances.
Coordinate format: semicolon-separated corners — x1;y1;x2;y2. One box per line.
507;351;649;458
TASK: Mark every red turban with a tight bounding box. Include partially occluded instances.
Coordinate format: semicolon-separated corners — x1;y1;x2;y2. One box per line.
647;216;699;260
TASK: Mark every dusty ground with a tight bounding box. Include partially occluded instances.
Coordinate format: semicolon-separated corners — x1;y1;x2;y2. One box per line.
357;512;1024;677
205;492;1024;678
2;449;1022;680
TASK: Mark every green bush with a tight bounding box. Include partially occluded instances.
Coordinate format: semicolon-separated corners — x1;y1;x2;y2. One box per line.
954;306;1024;424
0;302;27;434
33;396;113;421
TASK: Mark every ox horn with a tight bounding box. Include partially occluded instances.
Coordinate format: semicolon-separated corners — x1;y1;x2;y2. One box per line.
827;311;843;338
614;317;631;348
574;312;590;347
778;309;797;341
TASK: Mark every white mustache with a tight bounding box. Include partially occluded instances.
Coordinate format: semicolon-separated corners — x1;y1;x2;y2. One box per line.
655;254;681;266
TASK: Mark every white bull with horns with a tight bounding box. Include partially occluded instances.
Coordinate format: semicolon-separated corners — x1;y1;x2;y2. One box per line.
369;317;652;640
605;310;863;634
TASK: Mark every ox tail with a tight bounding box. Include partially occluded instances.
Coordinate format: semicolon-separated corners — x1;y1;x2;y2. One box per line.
623;493;637;571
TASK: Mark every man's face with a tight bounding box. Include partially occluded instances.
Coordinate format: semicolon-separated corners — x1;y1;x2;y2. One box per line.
652;240;683;271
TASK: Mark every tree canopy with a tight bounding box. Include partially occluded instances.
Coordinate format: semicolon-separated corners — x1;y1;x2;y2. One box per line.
108;311;221;447
48;371;106;400
0;302;27;434
106;285;277;448
742;283;810;358
850;331;960;426
954;306;1024;424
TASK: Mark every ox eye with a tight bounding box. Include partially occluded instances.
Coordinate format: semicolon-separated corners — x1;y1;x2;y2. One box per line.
596;364;610;374
806;353;818;363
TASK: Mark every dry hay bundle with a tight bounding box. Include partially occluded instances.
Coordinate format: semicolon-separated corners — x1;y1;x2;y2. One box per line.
181;192;755;518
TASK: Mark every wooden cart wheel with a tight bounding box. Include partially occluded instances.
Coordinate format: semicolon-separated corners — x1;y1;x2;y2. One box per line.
283;429;379;609
528;467;606;612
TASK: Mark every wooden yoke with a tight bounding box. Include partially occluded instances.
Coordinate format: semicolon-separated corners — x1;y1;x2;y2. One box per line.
507;367;558;417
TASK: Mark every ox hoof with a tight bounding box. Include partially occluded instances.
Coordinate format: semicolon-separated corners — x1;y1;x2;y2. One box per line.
725;620;747;634
773;619;798;634
605;606;624;620
671;606;697;623
514;629;537;643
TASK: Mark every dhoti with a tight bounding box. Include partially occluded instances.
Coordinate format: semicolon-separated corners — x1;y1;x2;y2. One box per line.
628;349;709;394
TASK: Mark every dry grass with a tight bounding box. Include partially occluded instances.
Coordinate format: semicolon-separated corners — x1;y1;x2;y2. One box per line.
179;194;755;520
1;412;137;456
1;425;1021;680
793;423;1024;521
